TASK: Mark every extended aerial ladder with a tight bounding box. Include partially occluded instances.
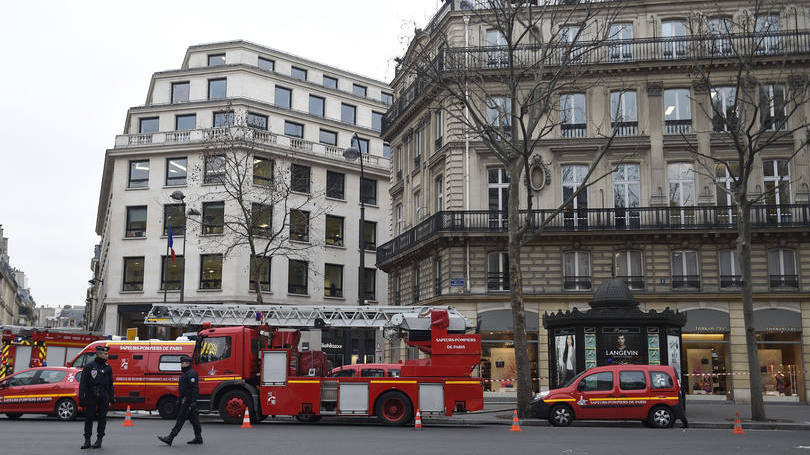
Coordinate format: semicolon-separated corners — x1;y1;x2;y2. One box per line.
144;304;472;340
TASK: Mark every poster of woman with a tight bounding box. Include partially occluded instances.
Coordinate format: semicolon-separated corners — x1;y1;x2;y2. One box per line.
555;334;576;387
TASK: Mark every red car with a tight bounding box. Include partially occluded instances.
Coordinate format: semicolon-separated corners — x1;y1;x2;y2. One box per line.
0;366;82;421
531;364;683;428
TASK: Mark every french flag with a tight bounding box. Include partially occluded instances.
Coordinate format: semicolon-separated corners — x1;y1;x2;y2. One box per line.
168;226;176;263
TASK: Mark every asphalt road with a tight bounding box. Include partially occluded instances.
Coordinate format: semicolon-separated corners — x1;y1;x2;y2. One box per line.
1;415;809;455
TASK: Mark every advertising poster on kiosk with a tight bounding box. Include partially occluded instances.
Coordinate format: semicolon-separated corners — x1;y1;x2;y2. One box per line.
667;334;682;381
602;328;642;365
554;334;576;387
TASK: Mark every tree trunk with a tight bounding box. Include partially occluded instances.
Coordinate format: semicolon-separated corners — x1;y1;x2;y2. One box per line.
507;167;533;417
737;201;765;421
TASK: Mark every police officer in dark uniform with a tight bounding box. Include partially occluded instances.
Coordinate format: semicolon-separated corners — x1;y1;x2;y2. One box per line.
79;345;114;449
158;355;202;445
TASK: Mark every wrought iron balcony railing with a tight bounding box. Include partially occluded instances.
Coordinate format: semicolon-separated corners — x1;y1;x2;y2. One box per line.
672;275;700;289
720;275;743;288
376;204;810;264
384;30;810;133
563;276;592;290
769;274;799;288
616;275;645;289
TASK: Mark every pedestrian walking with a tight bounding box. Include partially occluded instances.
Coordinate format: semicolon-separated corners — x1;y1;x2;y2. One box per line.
78;345;114;449
158;355;202;445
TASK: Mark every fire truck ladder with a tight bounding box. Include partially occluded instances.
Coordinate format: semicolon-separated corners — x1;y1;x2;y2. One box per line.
144;304;471;336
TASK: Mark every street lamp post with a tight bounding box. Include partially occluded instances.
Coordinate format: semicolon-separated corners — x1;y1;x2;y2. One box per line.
170;191;200;303
343;133;367;306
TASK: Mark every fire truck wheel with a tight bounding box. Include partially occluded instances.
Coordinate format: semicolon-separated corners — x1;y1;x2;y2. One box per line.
549;405;574;427
157;397;179;420
375;391;413;426
648;406;674;429
218;390;252;424
55;398;78;421
5;413;23;420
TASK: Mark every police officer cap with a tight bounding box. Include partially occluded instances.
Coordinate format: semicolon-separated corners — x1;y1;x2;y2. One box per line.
180;355;193;363
95;346;109;352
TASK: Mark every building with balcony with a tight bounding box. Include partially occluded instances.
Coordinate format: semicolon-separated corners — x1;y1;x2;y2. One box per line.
93;41;392;366
379;0;810;403
0;225;37;326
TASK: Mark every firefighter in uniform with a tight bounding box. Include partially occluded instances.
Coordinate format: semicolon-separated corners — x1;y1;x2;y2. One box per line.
78;345;114;449
158;355;202;445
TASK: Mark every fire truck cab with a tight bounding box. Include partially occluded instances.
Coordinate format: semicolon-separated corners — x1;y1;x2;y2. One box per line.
148;304;484;426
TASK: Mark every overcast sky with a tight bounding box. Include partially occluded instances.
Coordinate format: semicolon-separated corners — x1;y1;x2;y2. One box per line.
0;0;439;308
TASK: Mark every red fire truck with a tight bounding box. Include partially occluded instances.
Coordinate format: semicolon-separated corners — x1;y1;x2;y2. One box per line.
66;339;195;418
0;326;104;380
145;304;484;425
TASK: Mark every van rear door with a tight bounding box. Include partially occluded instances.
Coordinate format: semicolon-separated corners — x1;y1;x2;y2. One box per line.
616;369;649;419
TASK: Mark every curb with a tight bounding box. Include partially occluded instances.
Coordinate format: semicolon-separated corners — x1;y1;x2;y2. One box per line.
426;417;810;431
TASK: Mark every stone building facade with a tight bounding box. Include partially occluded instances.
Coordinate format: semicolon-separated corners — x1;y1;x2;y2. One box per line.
379;0;810;403
93;41;392;366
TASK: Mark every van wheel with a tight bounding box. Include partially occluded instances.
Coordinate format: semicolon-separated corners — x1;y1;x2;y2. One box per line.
375;391;412;426
648;406;674;428
55;398;78;421
218;390;252;425
157;397;179;420
5;413;23;420
549;405;574;427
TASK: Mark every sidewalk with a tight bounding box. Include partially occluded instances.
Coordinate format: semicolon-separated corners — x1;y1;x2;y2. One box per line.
427;400;810;430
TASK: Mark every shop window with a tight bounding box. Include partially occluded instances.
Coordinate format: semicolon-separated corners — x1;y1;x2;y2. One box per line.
619;371;646;390
757;332;804;401
683;333;730;397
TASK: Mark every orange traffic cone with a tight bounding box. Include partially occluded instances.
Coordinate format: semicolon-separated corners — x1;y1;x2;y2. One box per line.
510;409;522;432
122;405;134;427
414;409;422;430
733;412;744;434
241;408;253;429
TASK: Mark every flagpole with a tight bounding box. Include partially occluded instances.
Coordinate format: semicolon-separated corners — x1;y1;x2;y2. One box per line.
164;226;170;303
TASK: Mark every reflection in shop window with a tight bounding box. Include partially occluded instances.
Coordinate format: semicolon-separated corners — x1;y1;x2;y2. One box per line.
682;333;730;397
757;332;804;402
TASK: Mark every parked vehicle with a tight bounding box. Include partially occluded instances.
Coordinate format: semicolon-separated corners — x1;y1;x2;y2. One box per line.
145;304;484;426
0;326;104;379
531;364;682;428
67;340;194;419
328;363;401;378
0;366;83;421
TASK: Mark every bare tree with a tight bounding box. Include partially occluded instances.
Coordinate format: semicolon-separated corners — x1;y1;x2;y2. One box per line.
399;0;626;415
684;0;810;420
189;109;328;303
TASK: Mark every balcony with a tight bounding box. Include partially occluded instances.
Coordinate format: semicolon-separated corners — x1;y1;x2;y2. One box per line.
563;276;592;291
672;275;700;289
611;121;638;136
384;30;810;134
487;272;510;292
770;274;799;289
561;123;587;138
376;204;810;265
720;275;743;288
114;128;391;171
665;119;692;135
617;275;645;289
